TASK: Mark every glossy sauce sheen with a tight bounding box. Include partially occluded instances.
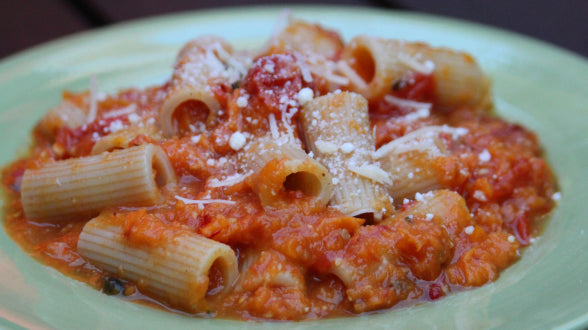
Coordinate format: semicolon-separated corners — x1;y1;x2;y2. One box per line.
2;31;556;320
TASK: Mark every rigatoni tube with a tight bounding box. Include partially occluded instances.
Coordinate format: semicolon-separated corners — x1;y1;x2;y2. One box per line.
300;92;391;220
340;35;490;109
374;126;465;201
242;137;333;211
382;189;472;237
36;99;87;141
78;211;238;312
265;19;344;60
21;144;176;222
90;124;162;155
159;36;250;137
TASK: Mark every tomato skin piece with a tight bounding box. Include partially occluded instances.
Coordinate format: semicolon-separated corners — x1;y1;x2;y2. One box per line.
241;53;304;117
54;115;131;158
514;214;531;245
370;72;436;120
390;72;436;103
428;283;445;300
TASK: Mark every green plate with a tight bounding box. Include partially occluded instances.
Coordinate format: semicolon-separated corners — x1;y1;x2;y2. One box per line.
0;6;586;330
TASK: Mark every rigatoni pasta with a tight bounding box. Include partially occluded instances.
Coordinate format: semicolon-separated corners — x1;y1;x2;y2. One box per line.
159;36;250;137
300;92;392;220
36;99;88;140
1;16;557;321
374;125;466;200
21;144;176;222
241;136;333;211
340;35;491;109
265;18;344;60
78;211;238;312
90;124;162;154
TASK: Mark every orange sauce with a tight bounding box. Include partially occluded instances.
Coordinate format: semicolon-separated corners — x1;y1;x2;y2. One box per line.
1;34;556;320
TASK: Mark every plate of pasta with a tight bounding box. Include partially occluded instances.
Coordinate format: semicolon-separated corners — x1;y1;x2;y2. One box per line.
0;5;587;330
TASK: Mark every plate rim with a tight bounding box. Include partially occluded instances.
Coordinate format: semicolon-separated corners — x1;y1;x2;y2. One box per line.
0;5;587;330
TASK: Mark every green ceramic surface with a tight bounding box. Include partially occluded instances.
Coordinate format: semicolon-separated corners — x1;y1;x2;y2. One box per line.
0;6;586;330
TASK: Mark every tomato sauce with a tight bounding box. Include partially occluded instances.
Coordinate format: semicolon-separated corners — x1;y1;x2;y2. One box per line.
1;38;557;321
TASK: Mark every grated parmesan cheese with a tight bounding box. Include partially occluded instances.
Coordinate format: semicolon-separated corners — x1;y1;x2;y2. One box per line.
315;140;338;154
103;104;137;119
348;164;392;185
402;108;430;122
297;87;314;105
85;76;99;123
374;125;468;159
190;135;201;144
296;58;314;83
384;95;432;112
236;95;249;108
268;114;280;140
464;226;475;235
473;190;487;202
308;65;349;85
269;9;293;41
478;149;491;163
336;60;367;90
229;131;247;151
128;113;141;123
207;172;249;188
174;195;236;209
264;63;275;73
397;53;435;74
340;143;355;154
107;120;125;133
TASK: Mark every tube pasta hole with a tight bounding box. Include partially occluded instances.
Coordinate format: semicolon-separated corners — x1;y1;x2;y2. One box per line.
206;259;226;297
172;100;210;135
355;212;374;224
350;46;375;84
284;171;321;197
152;157;168;188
